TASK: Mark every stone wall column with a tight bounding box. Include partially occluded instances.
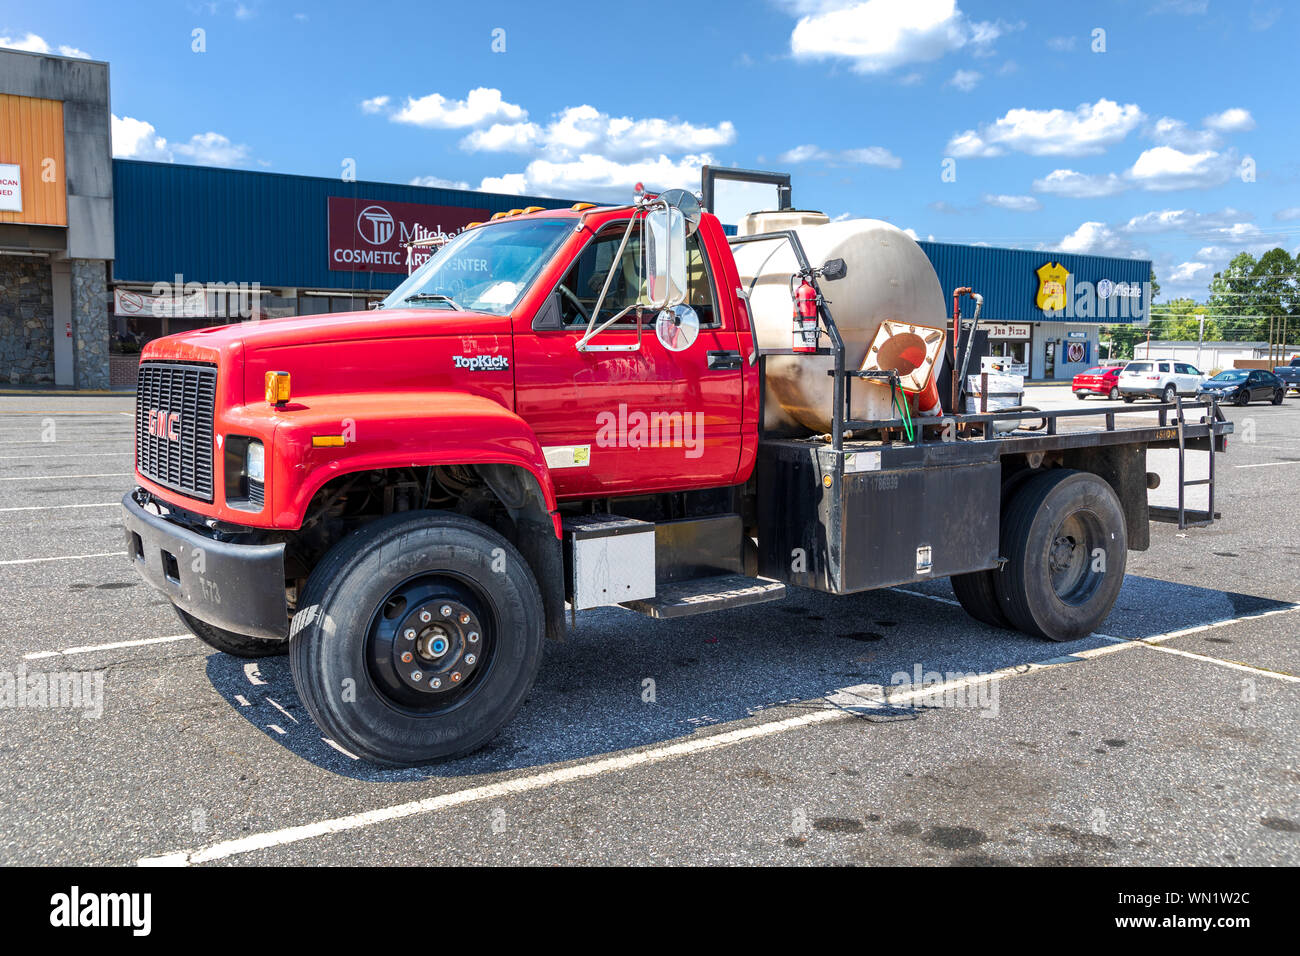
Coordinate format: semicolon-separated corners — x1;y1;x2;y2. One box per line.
70;258;109;389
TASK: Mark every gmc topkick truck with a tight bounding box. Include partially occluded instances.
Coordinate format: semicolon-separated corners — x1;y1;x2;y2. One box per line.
122;168;1231;765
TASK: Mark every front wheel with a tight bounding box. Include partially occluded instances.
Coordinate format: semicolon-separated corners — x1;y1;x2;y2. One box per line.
175;606;286;658
1235;389;1250;406
993;469;1127;642
289;511;545;765
1122;394;1135;404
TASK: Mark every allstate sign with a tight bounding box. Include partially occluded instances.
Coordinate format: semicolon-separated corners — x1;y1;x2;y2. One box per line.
328;197;487;273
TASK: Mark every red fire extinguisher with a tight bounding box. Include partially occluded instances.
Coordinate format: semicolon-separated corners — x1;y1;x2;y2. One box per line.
792;277;819;353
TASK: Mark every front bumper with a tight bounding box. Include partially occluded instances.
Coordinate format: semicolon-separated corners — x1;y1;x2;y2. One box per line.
121;491;288;641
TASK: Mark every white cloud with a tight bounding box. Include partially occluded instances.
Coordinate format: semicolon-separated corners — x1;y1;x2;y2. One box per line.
1033;168;1128;198
780;144;901;168
1127;145;1236;191
111;114;251;167
1203;107;1255;132
409;175;471;190
458;105;734;161
1121;208;1250;234
0;31;90;58
391;88;527;129
947;98;1143;158
1046;36;1076;51
947;69;981;91
360;95;390;114
112;115;173;161
1275;207;1300;222
1058;221;1145;258
982;193;1041;212
780;144;827;163
1148;117;1219;151
841;146;902;167
1168;262;1210;282
789;0;1002;75
479;153;715;201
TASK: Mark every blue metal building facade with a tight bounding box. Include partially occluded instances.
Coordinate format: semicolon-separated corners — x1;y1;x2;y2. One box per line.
111;160;1150;379
112;160;580;294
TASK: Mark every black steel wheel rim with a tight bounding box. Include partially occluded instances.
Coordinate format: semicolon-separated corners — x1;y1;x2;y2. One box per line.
1047;509;1106;607
365;572;497;715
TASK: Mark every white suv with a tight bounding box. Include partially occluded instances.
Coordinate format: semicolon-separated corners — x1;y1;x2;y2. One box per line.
1119;360;1205;402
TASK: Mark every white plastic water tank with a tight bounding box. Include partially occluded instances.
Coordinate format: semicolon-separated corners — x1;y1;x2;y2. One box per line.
732;213;948;434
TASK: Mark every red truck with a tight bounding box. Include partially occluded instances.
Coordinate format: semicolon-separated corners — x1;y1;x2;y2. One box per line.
122;169;1231;765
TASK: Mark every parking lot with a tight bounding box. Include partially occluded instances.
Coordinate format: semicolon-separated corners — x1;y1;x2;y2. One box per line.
0;388;1296;866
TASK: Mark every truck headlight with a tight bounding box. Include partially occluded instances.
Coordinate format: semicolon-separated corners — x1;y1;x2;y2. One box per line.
246;440;265;484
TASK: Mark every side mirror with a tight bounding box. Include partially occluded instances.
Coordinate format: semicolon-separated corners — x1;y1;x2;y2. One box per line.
644;206;687;310
822;258;847;281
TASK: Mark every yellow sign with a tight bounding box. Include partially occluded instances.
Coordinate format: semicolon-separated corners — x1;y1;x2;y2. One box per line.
1035;262;1070;312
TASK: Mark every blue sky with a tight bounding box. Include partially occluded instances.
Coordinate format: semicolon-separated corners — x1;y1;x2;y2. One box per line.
2;0;1295;299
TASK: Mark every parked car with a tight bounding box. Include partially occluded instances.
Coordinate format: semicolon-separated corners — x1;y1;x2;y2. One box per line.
1072;365;1122;400
1274;366;1300;395
1197;369;1285;406
1118;360;1206;403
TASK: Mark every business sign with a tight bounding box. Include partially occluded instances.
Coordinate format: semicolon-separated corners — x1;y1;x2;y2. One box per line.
114;287;208;318
986;323;1031;339
1096;278;1142;299
1035;262;1070;312
0;163;20;213
328;197;488;273
1066;340;1089;364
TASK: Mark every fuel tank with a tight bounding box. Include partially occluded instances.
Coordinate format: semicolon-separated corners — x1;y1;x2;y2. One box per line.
731;212;948;435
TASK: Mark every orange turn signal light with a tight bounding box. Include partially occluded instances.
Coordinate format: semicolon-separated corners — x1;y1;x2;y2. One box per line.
311;435;346;448
571;202;596;211
265;371;290;405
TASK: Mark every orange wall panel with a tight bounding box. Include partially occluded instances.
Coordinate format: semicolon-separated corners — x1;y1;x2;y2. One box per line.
0;94;67;227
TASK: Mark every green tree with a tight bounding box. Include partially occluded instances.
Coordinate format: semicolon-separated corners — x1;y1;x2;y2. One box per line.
1208;249;1298;342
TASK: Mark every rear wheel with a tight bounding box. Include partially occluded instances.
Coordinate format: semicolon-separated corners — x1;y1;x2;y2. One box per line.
993;469;1127;642
289;511;545;765
175;606;286;658
1272;388;1284;405
1108;386;1120;401
951;569;1012;629
1162;384;1177;403
1074;392;1087;400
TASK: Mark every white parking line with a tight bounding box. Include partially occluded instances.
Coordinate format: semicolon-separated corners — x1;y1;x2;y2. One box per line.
0;551;126;566
0;502;119;513
25;634;194;660
1234;460;1300;469
1134;642;1299;682
0;452;129;460
0;473;131;481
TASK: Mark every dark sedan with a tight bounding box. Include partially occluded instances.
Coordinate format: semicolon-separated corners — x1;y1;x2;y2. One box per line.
1196;369;1285;406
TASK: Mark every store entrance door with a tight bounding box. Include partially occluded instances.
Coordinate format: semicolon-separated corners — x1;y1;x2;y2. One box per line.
1044;341;1056;379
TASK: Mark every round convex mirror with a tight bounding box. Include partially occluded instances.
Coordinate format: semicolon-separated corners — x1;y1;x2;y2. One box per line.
656;304;699;352
656;188;702;236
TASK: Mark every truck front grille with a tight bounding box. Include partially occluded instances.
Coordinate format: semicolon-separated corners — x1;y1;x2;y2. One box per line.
135;361;218;502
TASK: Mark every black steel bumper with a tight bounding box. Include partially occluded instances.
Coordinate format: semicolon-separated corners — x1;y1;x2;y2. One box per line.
121;492;288;641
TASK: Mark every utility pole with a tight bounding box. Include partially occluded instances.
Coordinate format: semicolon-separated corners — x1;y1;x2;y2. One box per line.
1196;313;1205;370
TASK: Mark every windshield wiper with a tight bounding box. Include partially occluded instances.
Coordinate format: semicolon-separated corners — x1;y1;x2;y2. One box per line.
402;293;462;310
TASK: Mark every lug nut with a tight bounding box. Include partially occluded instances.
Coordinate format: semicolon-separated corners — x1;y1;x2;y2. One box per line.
467;631;479;643
440;605;453;617
411;670;423;681
419;610;432;623
450;672;462;683
404;628;416;640
465;654;476;665
459;613;471;625
430;678;442;689
400;651;413;663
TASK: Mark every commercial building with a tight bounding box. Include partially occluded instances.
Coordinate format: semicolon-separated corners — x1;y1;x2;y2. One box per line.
0;48;114;388
2;48;1149;390
1133;339;1299;371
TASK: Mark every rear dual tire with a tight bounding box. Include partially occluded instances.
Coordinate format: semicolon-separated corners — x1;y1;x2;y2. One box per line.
953;469;1127;642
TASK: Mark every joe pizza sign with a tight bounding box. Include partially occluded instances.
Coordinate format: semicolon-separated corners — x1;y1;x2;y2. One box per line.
327;197;488;274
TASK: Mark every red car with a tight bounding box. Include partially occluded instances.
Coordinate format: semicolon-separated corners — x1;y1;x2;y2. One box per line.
1072;365;1122;400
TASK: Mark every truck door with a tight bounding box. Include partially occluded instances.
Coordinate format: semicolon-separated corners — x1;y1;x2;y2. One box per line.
514;220;745;498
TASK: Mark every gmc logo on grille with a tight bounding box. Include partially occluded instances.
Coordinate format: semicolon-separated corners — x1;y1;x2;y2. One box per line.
147;409;181;441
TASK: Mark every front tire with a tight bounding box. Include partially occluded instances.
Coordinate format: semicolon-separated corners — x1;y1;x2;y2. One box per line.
1122;394;1135;404
175;606;286;658
289;511;545;765
993;470;1127;642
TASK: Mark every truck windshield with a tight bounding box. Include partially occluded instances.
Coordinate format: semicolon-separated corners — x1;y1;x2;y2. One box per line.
383;217;571;315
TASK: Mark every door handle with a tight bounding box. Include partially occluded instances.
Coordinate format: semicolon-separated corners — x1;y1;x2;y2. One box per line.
707;350;743;370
